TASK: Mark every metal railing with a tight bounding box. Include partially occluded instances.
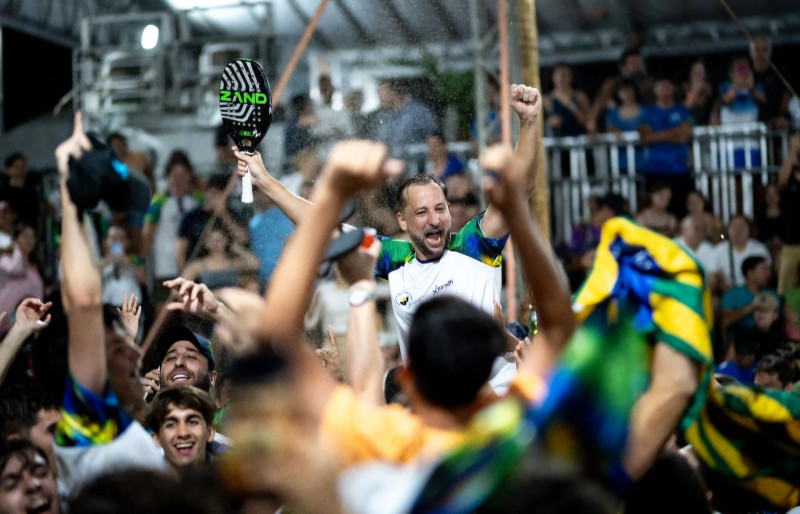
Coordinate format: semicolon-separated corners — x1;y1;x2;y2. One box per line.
544;123;789;246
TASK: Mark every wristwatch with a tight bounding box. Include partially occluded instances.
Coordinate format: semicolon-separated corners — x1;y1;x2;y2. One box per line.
348;286;376;307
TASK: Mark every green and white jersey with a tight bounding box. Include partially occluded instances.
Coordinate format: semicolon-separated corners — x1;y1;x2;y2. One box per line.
375;212;508;365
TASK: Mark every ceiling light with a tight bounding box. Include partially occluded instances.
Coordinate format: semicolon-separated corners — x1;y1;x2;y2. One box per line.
141;24;159;49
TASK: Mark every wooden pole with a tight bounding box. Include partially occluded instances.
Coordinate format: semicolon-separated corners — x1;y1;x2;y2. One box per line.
517;0;548;241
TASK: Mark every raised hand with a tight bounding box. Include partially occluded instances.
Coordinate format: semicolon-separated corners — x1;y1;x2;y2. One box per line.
13;298;52;336
319;141;404;199
117;294;141;342
480;144;525;212
232;147;272;190
214;287;267;355
510;84;542;124
55;111;92;180
315;326;343;381
163;277;220;318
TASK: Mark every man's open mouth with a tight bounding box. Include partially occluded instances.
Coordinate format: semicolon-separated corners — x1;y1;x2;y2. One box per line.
171;373;190;383
28;498;51;514
175;442;195;456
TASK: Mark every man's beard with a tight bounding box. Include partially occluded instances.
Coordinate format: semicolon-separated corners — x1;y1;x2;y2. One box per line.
409;230;450;261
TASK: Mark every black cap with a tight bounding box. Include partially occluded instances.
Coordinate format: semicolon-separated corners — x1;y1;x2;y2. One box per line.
153;325;215;371
66;135;152;213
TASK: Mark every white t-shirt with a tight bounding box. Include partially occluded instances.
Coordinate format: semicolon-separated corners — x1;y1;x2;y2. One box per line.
376;212;515;392
673;237;716;276
711;239;771;287
145;192;201;278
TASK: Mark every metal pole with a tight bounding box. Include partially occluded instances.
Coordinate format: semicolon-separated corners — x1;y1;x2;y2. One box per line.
469;0;489;158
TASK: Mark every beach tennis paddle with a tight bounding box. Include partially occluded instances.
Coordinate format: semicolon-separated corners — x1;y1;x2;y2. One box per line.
220;58;272;203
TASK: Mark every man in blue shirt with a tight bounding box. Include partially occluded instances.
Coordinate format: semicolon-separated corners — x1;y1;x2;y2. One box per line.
716;327;759;384
638;77;694;217
721;256;780;345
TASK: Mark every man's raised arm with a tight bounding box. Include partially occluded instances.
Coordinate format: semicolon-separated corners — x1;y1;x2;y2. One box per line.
480;145;574;379
481;84;542;239
233;149;313;225
57;112;106;395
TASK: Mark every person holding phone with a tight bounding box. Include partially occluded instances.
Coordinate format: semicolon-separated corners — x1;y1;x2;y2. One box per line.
100;224;143;311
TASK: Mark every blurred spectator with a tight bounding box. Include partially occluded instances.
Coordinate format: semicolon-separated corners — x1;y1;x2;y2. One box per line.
0;153;41;227
106;132;155;191
280;147;321;197
567;192;625;275
0;382;61;473
345;90;370;138
100;224;143;308
371;79;440;150
756;183;782;245
443;173;480;233
681;59;715;126
284;94;319;161
425;131;465;180
249;190;295;290
712;215;771;288
543;63;591;137
778;136;800;293
176;174;247;271
721;256;779;337
718;57;765;169
685;191;723;243
675;215;717;288
636;182;678;236
0;200;15;252
639;77;694;218
605;79;646;173
470;74;502;156
0;223;43;338
141;151;203;304
717;327;758;384
313;74;353;157
754;353;794;391
591;47;655;132
180;226;259;292
750;35;790;129
752;291;785;360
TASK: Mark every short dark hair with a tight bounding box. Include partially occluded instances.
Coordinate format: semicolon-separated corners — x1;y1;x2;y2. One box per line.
165;150;193;176
0;382;58;441
407;296;505;409
741;256;766;278
4;152;25;169
144;386;216;433
70;468;225;514
623;451;711;514
0;439;50;478
214;124;230;148
396;175;447;213
206;174;229;192
755;354;794;387
619;47;641;67
598;192;626;216
384;366;405;405
106;132;127;146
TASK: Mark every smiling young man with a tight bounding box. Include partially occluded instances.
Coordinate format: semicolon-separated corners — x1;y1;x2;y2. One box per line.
144;386;216;476
0;440;60;514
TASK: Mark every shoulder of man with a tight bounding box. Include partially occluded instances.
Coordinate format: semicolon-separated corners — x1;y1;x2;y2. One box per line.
375;236;414;279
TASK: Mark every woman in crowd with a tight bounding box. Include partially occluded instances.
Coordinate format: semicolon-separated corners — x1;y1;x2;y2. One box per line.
686;190;724;243
637;183;678;237
180;225;259;292
0;223;43;338
544;63;591;137
682;60;715;126
605;79;646;174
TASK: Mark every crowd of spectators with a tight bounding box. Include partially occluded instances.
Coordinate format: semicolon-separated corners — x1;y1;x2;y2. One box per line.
2;36;800;514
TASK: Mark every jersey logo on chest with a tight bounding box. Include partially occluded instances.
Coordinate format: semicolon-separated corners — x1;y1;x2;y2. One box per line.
395;292;412;308
431;279;454;296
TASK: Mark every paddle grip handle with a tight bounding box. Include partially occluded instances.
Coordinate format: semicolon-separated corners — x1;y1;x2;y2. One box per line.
241;148;255;204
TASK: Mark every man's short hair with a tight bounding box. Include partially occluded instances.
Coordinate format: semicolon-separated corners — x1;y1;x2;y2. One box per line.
4;152;25;169
741;256;766;278
407;296;505;410
0;439;50;478
618;47;641;67
598;192;626;216
623;451;711;514
205;174;229;192
143;386;216;433
0;382;58;441
106;132;127;146
755;354;794;387
395;175;447;213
